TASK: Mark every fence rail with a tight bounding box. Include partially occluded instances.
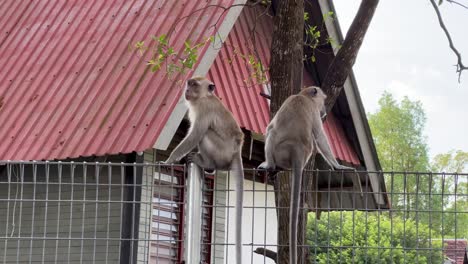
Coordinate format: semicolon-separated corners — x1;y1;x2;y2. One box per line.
0;161;466;263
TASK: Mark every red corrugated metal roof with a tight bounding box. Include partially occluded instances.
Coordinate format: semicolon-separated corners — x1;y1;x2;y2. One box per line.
444;240;467;264
208;6;272;134
0;0;235;160
0;1;360;165
208;6;360;165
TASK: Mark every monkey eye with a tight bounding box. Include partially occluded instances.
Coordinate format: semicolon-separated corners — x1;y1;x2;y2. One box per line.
187;80;196;86
208;84;215;92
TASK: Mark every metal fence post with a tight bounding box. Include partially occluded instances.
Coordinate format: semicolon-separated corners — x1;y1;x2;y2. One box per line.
184;163;203;264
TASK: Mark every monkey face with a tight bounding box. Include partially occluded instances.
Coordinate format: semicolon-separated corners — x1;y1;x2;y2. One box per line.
185;77;215;101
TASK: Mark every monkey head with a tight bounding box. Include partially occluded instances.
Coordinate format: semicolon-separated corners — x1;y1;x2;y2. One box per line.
300;86;326;100
184;76;216;101
300;86;327;115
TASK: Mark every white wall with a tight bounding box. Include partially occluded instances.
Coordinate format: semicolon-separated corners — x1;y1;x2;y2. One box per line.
224;178;277;264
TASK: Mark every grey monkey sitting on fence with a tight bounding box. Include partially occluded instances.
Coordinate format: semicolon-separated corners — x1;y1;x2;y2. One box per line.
258;86;355;264
164;76;245;264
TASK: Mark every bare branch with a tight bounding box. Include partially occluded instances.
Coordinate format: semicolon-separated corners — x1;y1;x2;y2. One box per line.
446;0;468;9
429;0;468;81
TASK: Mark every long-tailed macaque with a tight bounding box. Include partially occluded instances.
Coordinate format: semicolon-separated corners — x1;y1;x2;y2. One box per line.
165;77;244;264
259;86;354;264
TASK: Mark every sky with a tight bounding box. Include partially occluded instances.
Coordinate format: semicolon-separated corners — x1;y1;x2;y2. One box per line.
333;0;468;159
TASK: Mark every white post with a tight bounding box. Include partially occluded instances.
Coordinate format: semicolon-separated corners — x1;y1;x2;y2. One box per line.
184;163;203;263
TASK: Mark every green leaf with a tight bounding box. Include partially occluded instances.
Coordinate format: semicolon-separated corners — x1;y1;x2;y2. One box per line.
158;34;167;45
151;64;161;72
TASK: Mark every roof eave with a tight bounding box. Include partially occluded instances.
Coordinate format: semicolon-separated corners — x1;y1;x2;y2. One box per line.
318;0;388;206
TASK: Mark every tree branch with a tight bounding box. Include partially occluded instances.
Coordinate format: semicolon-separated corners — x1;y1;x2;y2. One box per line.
447;0;468;9
321;0;380;113
429;0;468;82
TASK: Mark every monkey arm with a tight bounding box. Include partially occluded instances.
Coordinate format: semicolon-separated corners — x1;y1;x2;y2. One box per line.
165;119;210;164
313;116;354;170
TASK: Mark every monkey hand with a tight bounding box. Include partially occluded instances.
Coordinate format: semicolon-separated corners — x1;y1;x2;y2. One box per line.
185;152;197;164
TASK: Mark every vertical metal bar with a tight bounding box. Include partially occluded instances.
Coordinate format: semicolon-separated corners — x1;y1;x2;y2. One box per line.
251;169;255;264
41;162;49;263
54;161;63;263
402;172;407;263
263;169;267;264
130;163;137;264
441;173;446;249
351;172;356;264
428;172;433;263
453;173;459;243
339;171;344;264
415;172;420;263
211;170;218;264
147;163;155;263
92;163;100;264
14;164;25;263
28;162;37;264
155;166;162;261
314;170;319;261
67;162;75;263
326;170;331;264
141;164;148;263
226;170;231;262
3;164;12;263
105;163;112;264
80;162;88;264
389;171;394;262
364;171;371;262
184;163;203;264
117;163;124;264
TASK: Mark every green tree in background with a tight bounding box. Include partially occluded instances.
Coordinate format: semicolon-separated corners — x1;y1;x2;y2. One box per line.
430;150;468;238
432;150;468;173
306;212;444;263
368;92;430;220
367;92;467;238
368;91;429;172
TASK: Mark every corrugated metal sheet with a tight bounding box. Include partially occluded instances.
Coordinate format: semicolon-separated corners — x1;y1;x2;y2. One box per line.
0;1;360;165
0;0;235;160
208;6;272;134
208;6;360;165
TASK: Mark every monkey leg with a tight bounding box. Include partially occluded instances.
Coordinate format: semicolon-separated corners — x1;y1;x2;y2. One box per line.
187;152;216;171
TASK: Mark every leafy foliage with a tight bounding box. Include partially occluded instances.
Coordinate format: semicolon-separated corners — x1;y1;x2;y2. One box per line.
367;92;468;239
133;34;208;77
432;150;468;173
368;91;429;172
307;212;444;263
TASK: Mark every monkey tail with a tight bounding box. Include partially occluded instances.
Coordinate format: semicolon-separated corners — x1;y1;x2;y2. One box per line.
290;150;304;264
231;153;244;264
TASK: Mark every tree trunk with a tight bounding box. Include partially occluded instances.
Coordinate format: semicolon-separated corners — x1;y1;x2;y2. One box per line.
269;0;304;263
268;0;379;263
322;0;380;112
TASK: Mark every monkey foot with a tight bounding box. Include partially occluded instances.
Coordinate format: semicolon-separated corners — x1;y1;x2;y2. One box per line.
204;169;216;175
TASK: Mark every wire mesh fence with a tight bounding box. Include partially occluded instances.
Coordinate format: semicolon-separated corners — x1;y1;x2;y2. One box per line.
0;161;466;264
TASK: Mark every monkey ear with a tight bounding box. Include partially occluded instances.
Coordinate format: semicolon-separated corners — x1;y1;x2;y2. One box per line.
208;84;216;93
311;87;318;96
